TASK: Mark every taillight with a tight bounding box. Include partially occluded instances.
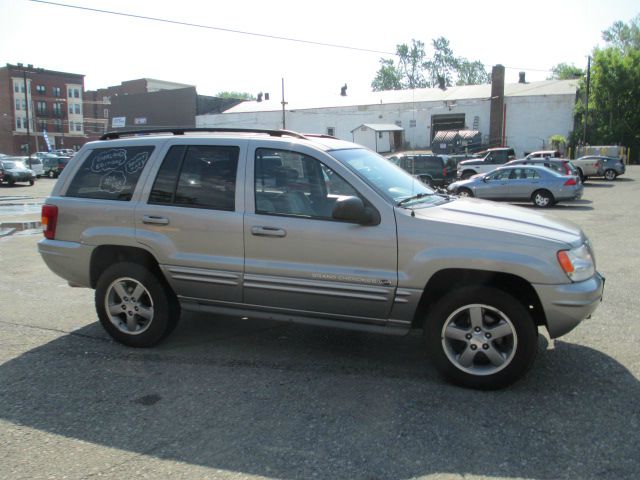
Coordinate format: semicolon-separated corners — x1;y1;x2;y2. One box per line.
443;167;447;177
41;204;58;240
564;178;577;186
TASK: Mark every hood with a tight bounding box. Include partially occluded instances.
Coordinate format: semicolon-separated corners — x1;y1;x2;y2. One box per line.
411;197;583;246
458;158;484;166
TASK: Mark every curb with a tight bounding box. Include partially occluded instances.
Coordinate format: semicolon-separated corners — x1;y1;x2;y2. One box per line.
0;220;42;237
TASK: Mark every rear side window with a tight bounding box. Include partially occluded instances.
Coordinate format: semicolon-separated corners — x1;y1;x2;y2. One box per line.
149;145;239;211
66;146;154;201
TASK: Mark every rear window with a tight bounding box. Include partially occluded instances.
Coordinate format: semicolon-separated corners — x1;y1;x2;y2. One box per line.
66;146;154;201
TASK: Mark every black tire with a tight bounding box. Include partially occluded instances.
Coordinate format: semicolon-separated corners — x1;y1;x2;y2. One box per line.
29;179;35;186
532;189;554;208
48;170;55;178
604;169;617;181
424;286;538;390
577;168;585;182
457;187;473;198
419;175;433;187
7;178;15;186
95;262;180;347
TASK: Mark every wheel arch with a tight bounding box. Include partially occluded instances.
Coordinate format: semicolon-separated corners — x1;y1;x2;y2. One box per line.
411;268;546;329
90;245;162;289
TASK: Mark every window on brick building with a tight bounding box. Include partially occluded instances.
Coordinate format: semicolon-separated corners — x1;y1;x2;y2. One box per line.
52;87;61;97
37;101;47;115
36;85;46;94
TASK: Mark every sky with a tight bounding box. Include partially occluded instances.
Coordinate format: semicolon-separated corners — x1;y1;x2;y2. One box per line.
1;0;638;101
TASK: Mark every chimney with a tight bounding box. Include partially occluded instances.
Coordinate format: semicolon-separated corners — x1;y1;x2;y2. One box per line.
264;92;270;101
489;64;505;147
438;76;446;90
340;84;347;96
519;71;526;83
257;92;263;102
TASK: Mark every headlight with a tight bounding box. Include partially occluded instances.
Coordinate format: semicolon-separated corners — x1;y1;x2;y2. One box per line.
557;244;595;282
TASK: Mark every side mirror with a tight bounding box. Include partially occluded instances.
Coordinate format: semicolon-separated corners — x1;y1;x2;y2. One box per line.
332;196;380;226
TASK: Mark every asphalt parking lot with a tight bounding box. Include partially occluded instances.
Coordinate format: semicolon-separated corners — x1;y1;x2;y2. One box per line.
1;170;639;480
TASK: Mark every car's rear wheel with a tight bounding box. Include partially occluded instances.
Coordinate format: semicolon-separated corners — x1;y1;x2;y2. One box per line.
457;187;473;197
29;180;34;186
577;168;585;182
424;287;538;389
532;189;554;208
7;178;15;186
95;262;179;347
419;175;433;187
604;169;617;181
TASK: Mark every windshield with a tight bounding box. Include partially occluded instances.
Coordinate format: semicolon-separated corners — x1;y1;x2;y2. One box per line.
329;148;445;207
1;161;21;169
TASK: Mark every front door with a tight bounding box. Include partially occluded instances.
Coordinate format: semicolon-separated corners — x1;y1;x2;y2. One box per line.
243;147;398;323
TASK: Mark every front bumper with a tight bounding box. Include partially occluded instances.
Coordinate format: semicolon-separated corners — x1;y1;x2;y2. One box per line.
533;272;605;338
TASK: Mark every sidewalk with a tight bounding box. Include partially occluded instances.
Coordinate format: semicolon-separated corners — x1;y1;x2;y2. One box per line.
0;193;45;237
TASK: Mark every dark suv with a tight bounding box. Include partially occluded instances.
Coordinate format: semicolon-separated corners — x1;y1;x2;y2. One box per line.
385;152;457;186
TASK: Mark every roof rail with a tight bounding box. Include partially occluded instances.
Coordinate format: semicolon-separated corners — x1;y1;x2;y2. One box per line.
99;128;309;141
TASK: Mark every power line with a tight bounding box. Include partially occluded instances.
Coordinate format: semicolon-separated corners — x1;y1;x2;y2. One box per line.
28;0;395;56
28;0;555;74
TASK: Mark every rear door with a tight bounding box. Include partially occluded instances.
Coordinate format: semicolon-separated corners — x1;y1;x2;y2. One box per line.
135;140;246;304
243;145;398;323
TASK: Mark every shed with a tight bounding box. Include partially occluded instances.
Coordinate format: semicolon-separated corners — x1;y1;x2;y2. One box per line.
351;123;404;153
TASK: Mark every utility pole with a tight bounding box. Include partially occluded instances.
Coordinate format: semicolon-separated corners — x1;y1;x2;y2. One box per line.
583;55;591;144
281;78;287;129
22;69;32;157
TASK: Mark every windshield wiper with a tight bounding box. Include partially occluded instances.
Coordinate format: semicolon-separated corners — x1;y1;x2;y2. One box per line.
397;192;434;206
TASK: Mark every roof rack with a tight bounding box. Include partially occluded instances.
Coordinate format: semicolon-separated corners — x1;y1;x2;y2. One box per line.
99;128;309;141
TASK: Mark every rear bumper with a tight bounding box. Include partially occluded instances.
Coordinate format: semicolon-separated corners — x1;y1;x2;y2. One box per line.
38;239;94;288
533;272;604;338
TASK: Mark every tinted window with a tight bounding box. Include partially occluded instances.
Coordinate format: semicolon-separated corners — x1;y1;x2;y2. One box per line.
150;145;239;211
254;148;359;219
66;147;154;201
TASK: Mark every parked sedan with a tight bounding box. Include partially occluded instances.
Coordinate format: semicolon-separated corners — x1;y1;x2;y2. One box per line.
42;155;71;178
0;159;36;186
504;157;579;178
447;165;583;207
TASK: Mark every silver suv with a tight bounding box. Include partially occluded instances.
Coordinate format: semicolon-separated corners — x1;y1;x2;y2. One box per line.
38;128;604;389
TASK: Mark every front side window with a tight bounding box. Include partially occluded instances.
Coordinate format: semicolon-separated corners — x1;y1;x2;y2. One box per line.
254;148;360;219
487;169;511;181
66;146;154;201
149;145;239;211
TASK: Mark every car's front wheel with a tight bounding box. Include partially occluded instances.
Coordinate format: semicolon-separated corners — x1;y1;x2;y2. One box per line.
424;287;538;389
457;187;473;197
95;262;179;347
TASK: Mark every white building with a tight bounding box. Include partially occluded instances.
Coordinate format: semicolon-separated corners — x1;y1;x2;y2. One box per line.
197;78;579;157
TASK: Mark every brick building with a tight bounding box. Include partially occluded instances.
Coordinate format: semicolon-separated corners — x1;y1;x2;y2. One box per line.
0;63;86;155
84;79;245;141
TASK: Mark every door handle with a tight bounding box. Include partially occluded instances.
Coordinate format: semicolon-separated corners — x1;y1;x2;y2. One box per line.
251;226;286;237
143;215;169;225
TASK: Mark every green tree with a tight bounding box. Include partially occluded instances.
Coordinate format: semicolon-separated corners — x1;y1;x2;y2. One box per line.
456;59;491;86
371;58;403;91
549;63;584;80
215;91;255;100
397;40;428;89
574;14;640;162
602;15;640;53
371;37;489;92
